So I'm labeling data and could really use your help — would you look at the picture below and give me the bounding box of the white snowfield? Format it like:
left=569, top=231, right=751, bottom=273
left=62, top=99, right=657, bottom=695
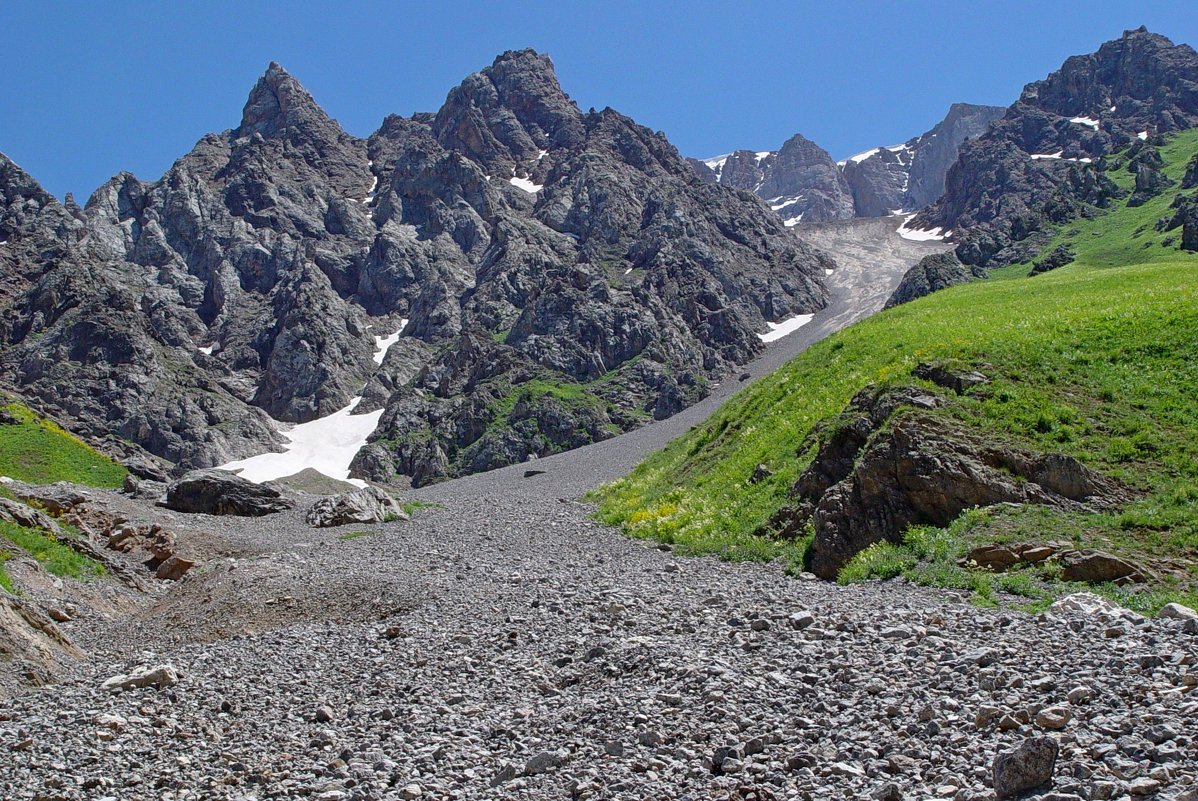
left=1030, top=152, right=1093, bottom=164
left=758, top=313, right=815, bottom=343
left=1069, top=116, right=1100, bottom=130
left=509, top=176, right=543, bottom=193
left=219, top=320, right=409, bottom=487
left=1138, top=131, right=1149, bottom=141
left=783, top=214, right=804, bottom=227
left=702, top=154, right=730, bottom=172
left=896, top=214, right=950, bottom=242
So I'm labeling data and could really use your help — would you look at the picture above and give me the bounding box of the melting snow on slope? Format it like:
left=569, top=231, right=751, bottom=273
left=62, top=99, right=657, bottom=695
left=896, top=214, right=949, bottom=241
left=198, top=344, right=215, bottom=356
left=1069, top=116, right=1100, bottom=130
left=771, top=198, right=800, bottom=212
left=847, top=147, right=881, bottom=164
left=754, top=151, right=771, bottom=163
left=219, top=319, right=409, bottom=487
left=758, top=313, right=815, bottom=343
left=372, top=320, right=407, bottom=365
left=537, top=149, right=549, bottom=160
left=219, top=398, right=383, bottom=488
left=1030, top=152, right=1093, bottom=164
left=510, top=176, right=543, bottom=193
left=1138, top=131, right=1149, bottom=141
left=783, top=214, right=804, bottom=227
left=703, top=154, right=731, bottom=172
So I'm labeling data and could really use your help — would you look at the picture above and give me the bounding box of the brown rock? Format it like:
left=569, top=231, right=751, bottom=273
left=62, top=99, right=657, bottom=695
left=154, top=556, right=196, bottom=581
left=1058, top=549, right=1148, bottom=584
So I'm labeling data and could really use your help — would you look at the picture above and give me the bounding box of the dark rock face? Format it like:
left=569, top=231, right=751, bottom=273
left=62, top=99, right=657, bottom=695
left=769, top=384, right=1133, bottom=579
left=917, top=27, right=1198, bottom=272
left=694, top=103, right=1003, bottom=222
left=1159, top=191, right=1198, bottom=250
left=1028, top=243, right=1076, bottom=276
left=884, top=252, right=987, bottom=308
left=164, top=469, right=294, bottom=516
left=0, top=49, right=831, bottom=486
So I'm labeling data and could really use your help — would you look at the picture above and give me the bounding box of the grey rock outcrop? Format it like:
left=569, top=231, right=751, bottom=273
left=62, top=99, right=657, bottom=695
left=766, top=384, right=1134, bottom=579
left=884, top=252, right=987, bottom=308
left=164, top=469, right=294, bottom=516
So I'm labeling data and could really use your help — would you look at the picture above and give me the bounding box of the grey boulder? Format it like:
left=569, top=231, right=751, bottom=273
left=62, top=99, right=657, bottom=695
left=164, top=469, right=293, bottom=517
left=993, top=736, right=1059, bottom=799
left=306, top=486, right=408, bottom=528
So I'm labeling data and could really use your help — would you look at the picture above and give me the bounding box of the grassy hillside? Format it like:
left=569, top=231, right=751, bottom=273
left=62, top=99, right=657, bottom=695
left=0, top=397, right=127, bottom=487
left=593, top=132, right=1198, bottom=611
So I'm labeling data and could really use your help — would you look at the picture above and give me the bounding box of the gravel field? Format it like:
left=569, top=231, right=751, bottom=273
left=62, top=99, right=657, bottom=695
left=4, top=222, right=1194, bottom=800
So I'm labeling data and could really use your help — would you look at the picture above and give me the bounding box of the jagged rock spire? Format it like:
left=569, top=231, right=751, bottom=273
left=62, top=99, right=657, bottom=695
left=237, top=61, right=334, bottom=139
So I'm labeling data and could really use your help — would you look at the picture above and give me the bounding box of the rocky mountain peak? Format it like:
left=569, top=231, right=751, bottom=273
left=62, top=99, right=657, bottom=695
left=1021, top=27, right=1198, bottom=125
left=432, top=48, right=585, bottom=174
left=236, top=61, right=335, bottom=139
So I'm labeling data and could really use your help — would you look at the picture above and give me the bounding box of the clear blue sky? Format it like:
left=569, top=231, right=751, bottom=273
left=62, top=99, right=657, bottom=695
left=3, top=0, right=1196, bottom=200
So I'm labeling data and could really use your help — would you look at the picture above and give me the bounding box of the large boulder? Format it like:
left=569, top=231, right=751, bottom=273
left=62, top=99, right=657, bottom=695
left=305, top=486, right=408, bottom=528
left=164, top=469, right=293, bottom=517
left=993, top=737, right=1058, bottom=799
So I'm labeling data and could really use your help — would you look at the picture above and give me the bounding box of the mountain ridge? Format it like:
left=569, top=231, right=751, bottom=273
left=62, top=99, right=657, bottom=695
left=689, top=102, right=1005, bottom=223
left=0, top=50, right=832, bottom=486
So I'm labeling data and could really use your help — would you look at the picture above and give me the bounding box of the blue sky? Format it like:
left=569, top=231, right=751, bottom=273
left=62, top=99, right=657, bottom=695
left=3, top=1, right=1197, bottom=200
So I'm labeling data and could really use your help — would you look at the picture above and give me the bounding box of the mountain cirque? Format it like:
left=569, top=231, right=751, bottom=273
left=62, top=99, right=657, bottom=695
left=690, top=103, right=1004, bottom=223
left=0, top=50, right=831, bottom=486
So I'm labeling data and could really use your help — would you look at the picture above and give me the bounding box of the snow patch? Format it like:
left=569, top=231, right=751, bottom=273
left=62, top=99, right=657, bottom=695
left=896, top=215, right=948, bottom=241
left=372, top=319, right=408, bottom=365
left=825, top=268, right=834, bottom=276
left=847, top=147, right=881, bottom=164
left=536, top=149, right=549, bottom=161
left=623, top=267, right=632, bottom=275
left=884, top=144, right=910, bottom=153
left=703, top=154, right=730, bottom=172
left=219, top=318, right=411, bottom=486
left=783, top=214, right=804, bottom=227
left=758, top=313, right=815, bottom=343
left=198, top=344, right=215, bottom=356
left=1137, top=131, right=1149, bottom=141
left=771, top=198, right=800, bottom=212
left=1030, top=152, right=1092, bottom=164
left=754, top=151, right=771, bottom=163
left=219, top=397, right=383, bottom=488
left=1069, top=116, right=1100, bottom=130
left=509, top=176, right=543, bottom=194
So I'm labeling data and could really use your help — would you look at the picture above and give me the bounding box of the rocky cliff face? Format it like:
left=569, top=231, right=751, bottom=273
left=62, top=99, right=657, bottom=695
left=913, top=27, right=1198, bottom=269
left=0, top=50, right=831, bottom=485
left=691, top=134, right=855, bottom=224
left=842, top=103, right=1006, bottom=216
left=691, top=103, right=1003, bottom=222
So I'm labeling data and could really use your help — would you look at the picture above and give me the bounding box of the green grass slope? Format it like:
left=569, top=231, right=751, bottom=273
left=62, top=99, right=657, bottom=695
left=0, top=397, right=127, bottom=488
left=593, top=132, right=1198, bottom=610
